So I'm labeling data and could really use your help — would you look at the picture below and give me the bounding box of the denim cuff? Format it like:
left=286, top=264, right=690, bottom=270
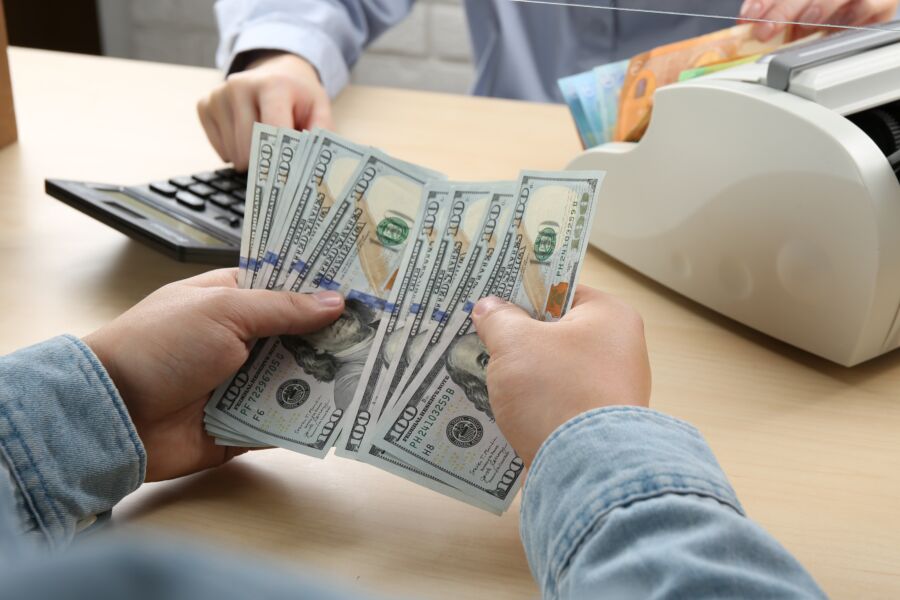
left=221, top=21, right=351, bottom=99
left=520, top=406, right=743, bottom=598
left=0, top=336, right=145, bottom=548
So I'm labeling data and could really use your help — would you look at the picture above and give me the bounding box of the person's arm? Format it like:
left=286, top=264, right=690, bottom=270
left=0, top=335, right=145, bottom=552
left=0, top=270, right=344, bottom=553
left=201, top=0, right=415, bottom=169
left=521, top=408, right=825, bottom=598
left=215, top=0, right=416, bottom=98
left=471, top=288, right=827, bottom=599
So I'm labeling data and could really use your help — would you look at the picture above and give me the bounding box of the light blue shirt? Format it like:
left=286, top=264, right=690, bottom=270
left=214, top=0, right=742, bottom=103
left=0, top=335, right=825, bottom=598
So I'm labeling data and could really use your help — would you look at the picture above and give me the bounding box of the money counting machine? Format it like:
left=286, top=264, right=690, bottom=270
left=569, top=25, right=900, bottom=366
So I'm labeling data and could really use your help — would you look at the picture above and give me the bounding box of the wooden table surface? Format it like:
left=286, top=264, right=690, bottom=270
left=2, top=48, right=898, bottom=599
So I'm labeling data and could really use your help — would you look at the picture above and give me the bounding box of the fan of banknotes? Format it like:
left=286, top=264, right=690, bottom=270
left=559, top=23, right=793, bottom=148
left=203, top=124, right=604, bottom=513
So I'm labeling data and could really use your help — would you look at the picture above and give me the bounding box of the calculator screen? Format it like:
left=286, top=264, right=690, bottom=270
left=101, top=191, right=231, bottom=248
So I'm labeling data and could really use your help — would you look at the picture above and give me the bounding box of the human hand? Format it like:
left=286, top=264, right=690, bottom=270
left=83, top=269, right=344, bottom=481
left=471, top=286, right=651, bottom=466
left=740, top=0, right=898, bottom=41
left=197, top=52, right=334, bottom=171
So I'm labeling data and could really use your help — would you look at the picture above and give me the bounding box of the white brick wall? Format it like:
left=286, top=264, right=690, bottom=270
left=99, top=0, right=475, bottom=94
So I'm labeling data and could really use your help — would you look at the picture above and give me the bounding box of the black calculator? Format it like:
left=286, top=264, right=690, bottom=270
left=45, top=168, right=247, bottom=265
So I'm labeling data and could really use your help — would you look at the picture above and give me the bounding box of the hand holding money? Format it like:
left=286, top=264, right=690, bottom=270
left=197, top=52, right=333, bottom=171
left=470, top=287, right=651, bottom=466
left=203, top=123, right=606, bottom=513
left=84, top=268, right=345, bottom=482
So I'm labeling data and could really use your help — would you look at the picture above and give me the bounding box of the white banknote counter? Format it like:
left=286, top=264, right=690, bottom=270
left=571, top=25, right=900, bottom=366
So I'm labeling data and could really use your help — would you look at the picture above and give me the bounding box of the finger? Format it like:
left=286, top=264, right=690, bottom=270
left=208, top=87, right=238, bottom=165
left=568, top=284, right=608, bottom=308
left=561, top=286, right=642, bottom=330
left=798, top=0, right=847, bottom=25
left=258, top=84, right=297, bottom=130
left=560, top=285, right=615, bottom=322
left=471, top=296, right=535, bottom=353
left=227, top=289, right=345, bottom=339
left=307, top=90, right=335, bottom=131
left=756, top=0, right=812, bottom=40
left=197, top=96, right=229, bottom=162
left=227, top=81, right=259, bottom=172
left=739, top=0, right=773, bottom=25
left=838, top=0, right=888, bottom=25
left=789, top=0, right=855, bottom=38
left=867, top=0, right=900, bottom=24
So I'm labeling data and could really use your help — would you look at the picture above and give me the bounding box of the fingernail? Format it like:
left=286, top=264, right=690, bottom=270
left=472, top=296, right=505, bottom=320
left=312, top=290, right=343, bottom=308
left=798, top=5, right=822, bottom=26
left=743, top=1, right=763, bottom=19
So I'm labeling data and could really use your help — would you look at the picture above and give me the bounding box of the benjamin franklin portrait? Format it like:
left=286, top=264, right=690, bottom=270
left=445, top=332, right=493, bottom=419
left=280, top=298, right=380, bottom=412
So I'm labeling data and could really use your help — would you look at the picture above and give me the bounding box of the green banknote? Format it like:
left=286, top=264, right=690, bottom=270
left=386, top=182, right=516, bottom=403
left=258, top=131, right=367, bottom=291
left=204, top=153, right=442, bottom=457
left=335, top=183, right=453, bottom=458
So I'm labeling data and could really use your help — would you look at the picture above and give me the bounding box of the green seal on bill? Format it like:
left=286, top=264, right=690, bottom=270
left=533, top=226, right=557, bottom=262
left=376, top=217, right=410, bottom=247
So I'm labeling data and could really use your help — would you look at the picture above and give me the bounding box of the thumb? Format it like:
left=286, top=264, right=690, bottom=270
left=306, top=91, right=334, bottom=130
left=471, top=296, right=534, bottom=353
left=226, top=289, right=345, bottom=340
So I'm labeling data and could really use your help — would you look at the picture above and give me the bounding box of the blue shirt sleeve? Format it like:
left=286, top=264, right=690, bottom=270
left=520, top=406, right=827, bottom=599
left=214, top=0, right=416, bottom=98
left=0, top=335, right=145, bottom=552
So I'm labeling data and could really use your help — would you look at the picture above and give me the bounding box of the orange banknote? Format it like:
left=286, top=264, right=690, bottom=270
left=615, top=24, right=788, bottom=142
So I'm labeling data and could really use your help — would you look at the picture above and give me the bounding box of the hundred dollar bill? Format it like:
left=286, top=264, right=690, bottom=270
left=282, top=153, right=443, bottom=293
left=352, top=186, right=516, bottom=503
left=248, top=129, right=310, bottom=288
left=369, top=171, right=603, bottom=512
left=258, top=131, right=367, bottom=291
left=387, top=182, right=516, bottom=402
left=238, top=123, right=277, bottom=288
left=204, top=153, right=443, bottom=457
left=335, top=184, right=453, bottom=458
left=325, top=182, right=513, bottom=512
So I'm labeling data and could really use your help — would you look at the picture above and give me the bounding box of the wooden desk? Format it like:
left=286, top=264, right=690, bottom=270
left=2, top=48, right=898, bottom=599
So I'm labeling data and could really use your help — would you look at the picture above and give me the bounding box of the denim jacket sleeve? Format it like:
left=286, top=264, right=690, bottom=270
left=214, top=0, right=416, bottom=98
left=0, top=335, right=145, bottom=553
left=520, top=406, right=827, bottom=599
left=0, top=337, right=380, bottom=600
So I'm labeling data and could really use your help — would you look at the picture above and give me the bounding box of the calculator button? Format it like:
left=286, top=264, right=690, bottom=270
left=169, top=176, right=194, bottom=188
left=192, top=171, right=218, bottom=184
left=209, top=192, right=236, bottom=208
left=215, top=167, right=237, bottom=178
left=228, top=202, right=246, bottom=216
left=149, top=181, right=178, bottom=197
left=188, top=183, right=216, bottom=197
left=230, top=188, right=246, bottom=202
left=211, top=179, right=241, bottom=193
left=175, top=190, right=206, bottom=211
left=215, top=215, right=241, bottom=228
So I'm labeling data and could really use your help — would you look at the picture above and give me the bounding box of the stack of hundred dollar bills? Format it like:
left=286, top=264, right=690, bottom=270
left=204, top=123, right=604, bottom=514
